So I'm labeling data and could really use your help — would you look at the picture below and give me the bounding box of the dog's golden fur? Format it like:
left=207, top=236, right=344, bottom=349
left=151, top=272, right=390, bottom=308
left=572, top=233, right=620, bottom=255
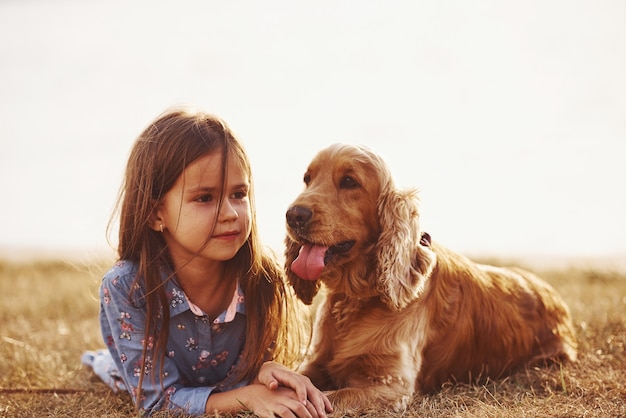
left=285, top=143, right=577, bottom=411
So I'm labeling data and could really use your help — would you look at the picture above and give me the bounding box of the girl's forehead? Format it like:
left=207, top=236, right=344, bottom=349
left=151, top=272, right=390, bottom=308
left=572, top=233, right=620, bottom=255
left=181, top=151, right=249, bottom=186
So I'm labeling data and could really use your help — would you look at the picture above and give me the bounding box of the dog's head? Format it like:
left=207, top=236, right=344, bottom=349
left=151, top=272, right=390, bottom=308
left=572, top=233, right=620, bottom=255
left=285, top=143, right=436, bottom=310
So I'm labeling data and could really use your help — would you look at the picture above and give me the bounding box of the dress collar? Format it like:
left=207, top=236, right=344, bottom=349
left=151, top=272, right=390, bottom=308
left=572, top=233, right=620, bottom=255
left=166, top=279, right=246, bottom=322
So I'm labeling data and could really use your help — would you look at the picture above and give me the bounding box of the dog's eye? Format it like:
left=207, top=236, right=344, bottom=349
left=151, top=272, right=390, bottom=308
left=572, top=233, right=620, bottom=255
left=303, top=173, right=311, bottom=185
left=340, top=176, right=359, bottom=189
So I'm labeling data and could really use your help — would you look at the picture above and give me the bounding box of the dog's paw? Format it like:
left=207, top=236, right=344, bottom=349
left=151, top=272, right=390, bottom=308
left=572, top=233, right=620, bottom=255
left=326, top=387, right=411, bottom=416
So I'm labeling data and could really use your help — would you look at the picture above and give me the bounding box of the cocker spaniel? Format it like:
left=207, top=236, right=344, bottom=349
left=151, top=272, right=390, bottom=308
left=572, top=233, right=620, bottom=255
left=285, top=143, right=577, bottom=412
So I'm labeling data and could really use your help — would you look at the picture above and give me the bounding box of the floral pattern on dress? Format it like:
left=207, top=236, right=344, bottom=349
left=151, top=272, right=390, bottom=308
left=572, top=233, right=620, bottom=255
left=185, top=337, right=198, bottom=351
left=194, top=315, right=210, bottom=324
left=102, top=287, right=111, bottom=305
left=133, top=356, right=153, bottom=378
left=118, top=312, right=133, bottom=340
left=169, top=288, right=185, bottom=309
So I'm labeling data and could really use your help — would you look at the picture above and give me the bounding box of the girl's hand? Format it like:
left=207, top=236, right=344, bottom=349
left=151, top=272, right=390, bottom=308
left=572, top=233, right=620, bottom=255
left=244, top=384, right=327, bottom=418
left=256, top=361, right=333, bottom=417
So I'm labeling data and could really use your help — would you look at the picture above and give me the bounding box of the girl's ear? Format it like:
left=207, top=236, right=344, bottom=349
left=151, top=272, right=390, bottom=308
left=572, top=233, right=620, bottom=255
left=284, top=235, right=320, bottom=305
left=148, top=201, right=165, bottom=232
left=374, top=189, right=436, bottom=310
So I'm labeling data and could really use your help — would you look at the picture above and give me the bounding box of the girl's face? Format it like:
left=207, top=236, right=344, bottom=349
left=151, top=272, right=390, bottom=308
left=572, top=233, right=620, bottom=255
left=155, top=151, right=252, bottom=266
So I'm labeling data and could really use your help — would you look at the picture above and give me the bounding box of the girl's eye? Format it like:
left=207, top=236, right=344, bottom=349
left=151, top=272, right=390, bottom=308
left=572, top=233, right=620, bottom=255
left=231, top=190, right=247, bottom=200
left=195, top=194, right=213, bottom=203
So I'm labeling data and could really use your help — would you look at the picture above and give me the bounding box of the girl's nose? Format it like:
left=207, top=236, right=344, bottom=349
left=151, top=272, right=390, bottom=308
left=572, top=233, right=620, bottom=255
left=218, top=199, right=238, bottom=221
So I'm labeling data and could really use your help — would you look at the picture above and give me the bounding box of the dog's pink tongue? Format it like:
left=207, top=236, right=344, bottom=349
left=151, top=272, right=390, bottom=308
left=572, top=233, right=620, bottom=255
left=291, top=244, right=328, bottom=280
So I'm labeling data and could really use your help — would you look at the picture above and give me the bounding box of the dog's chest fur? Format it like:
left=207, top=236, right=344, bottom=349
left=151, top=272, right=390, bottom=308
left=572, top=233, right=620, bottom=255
left=320, top=292, right=428, bottom=358
left=328, top=294, right=363, bottom=327
left=326, top=293, right=387, bottom=330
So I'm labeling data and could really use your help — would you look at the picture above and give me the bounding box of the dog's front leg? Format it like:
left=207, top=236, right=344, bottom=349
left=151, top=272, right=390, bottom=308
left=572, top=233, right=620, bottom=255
left=298, top=359, right=335, bottom=391
left=326, top=378, right=415, bottom=414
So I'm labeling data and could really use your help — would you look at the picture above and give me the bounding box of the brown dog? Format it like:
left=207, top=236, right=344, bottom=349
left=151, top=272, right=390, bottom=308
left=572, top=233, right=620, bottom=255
left=285, top=143, right=577, bottom=411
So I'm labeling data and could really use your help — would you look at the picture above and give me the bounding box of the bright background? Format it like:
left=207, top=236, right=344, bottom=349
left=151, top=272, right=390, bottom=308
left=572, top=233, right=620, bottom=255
left=1, top=1, right=625, bottom=262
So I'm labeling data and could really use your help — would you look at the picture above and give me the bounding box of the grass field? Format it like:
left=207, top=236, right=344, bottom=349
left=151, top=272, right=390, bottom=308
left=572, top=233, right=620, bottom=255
left=0, top=255, right=624, bottom=417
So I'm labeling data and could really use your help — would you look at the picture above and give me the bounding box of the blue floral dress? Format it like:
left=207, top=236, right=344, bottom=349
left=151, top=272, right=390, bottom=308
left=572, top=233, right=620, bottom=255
left=89, top=260, right=248, bottom=415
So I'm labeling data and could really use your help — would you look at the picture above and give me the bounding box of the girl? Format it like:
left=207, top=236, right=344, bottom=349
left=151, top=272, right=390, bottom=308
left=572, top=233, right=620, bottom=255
left=90, top=107, right=332, bottom=417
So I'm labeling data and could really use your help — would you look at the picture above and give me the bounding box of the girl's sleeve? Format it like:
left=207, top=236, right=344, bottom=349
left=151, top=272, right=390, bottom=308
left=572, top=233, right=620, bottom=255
left=99, top=267, right=214, bottom=415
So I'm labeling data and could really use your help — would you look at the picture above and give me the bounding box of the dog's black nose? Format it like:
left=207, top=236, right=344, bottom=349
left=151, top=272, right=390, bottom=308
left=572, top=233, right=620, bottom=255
left=286, top=206, right=313, bottom=229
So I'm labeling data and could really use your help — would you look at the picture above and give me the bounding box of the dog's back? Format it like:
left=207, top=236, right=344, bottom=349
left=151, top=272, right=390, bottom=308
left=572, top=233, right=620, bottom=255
left=416, top=242, right=577, bottom=392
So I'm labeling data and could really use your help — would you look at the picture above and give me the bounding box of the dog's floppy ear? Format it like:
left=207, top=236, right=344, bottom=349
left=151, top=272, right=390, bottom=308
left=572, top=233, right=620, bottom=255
left=374, top=189, right=436, bottom=310
left=284, top=235, right=321, bottom=305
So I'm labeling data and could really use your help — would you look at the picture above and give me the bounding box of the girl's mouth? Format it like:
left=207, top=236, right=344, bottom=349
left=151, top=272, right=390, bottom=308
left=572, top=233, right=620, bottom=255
left=213, top=231, right=240, bottom=239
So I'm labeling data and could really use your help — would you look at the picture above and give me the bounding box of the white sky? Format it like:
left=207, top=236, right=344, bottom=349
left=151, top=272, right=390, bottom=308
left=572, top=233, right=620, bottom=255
left=1, top=0, right=625, bottom=259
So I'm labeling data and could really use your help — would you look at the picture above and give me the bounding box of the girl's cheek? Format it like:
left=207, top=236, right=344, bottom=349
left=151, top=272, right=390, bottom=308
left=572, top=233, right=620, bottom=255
left=234, top=201, right=250, bottom=217
left=241, top=207, right=252, bottom=231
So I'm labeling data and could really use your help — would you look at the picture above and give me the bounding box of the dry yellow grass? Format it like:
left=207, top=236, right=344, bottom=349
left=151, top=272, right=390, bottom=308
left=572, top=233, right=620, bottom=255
left=0, top=256, right=624, bottom=417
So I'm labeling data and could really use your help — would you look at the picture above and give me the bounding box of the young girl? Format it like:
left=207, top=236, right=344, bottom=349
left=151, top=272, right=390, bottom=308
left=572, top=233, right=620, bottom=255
left=87, top=107, right=332, bottom=417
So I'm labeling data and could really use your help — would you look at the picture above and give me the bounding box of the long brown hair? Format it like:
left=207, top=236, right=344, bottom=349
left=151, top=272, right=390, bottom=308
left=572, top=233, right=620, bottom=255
left=108, top=106, right=305, bottom=410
